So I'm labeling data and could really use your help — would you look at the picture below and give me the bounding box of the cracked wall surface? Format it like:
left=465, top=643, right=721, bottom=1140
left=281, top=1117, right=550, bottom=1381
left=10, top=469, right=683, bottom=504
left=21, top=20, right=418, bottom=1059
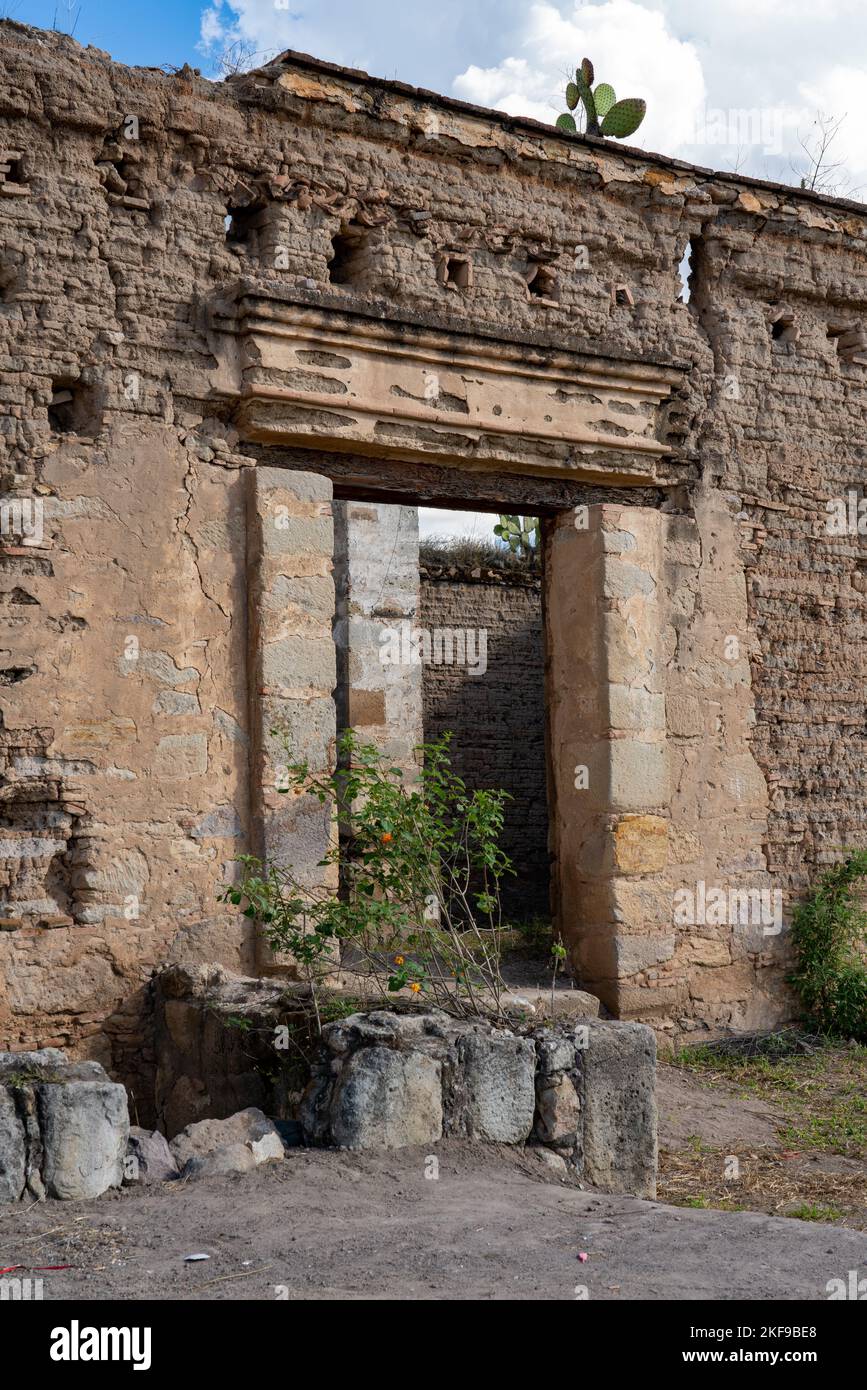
left=1, top=23, right=866, bottom=1067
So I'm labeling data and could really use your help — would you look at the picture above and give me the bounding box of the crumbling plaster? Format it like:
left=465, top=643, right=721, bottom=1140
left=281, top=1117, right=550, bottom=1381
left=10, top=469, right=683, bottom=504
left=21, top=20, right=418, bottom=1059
left=0, top=24, right=865, bottom=1076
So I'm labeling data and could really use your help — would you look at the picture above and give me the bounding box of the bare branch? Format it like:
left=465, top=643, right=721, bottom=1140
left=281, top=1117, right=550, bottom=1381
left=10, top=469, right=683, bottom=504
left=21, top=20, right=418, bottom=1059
left=790, top=111, right=851, bottom=195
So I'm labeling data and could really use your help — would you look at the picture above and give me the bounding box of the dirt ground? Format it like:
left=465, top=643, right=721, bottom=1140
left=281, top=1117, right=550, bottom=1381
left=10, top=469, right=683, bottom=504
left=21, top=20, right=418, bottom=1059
left=2, top=1139, right=866, bottom=1302
left=657, top=1042, right=867, bottom=1229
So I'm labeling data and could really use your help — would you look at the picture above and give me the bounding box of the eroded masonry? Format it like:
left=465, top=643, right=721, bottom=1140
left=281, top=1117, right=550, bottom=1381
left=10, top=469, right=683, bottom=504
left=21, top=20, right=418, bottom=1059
left=1, top=22, right=865, bottom=1093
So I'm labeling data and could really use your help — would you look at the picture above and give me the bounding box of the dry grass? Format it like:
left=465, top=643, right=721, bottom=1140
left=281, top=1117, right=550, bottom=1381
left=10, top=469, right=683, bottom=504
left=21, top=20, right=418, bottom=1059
left=658, top=1035, right=867, bottom=1228
left=659, top=1149, right=867, bottom=1227
left=419, top=534, right=539, bottom=573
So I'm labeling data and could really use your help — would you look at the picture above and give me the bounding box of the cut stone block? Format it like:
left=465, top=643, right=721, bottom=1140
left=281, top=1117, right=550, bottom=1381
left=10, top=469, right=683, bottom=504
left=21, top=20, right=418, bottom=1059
left=37, top=1079, right=129, bottom=1201
left=0, top=1087, right=26, bottom=1202
left=330, top=1048, right=443, bottom=1150
left=1, top=1050, right=129, bottom=1203
left=448, top=1032, right=536, bottom=1143
left=581, top=1020, right=657, bottom=1198
left=535, top=1072, right=581, bottom=1146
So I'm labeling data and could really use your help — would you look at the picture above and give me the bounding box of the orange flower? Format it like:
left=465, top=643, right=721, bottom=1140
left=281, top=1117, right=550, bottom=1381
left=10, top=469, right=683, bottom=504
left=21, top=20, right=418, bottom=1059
left=409, top=982, right=421, bottom=994
left=380, top=832, right=393, bottom=843
left=394, top=955, right=405, bottom=966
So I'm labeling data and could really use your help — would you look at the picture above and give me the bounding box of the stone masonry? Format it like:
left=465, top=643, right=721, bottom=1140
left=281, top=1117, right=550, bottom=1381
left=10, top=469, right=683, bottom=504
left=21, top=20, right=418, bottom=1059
left=1, top=23, right=866, bottom=1090
left=419, top=555, right=548, bottom=920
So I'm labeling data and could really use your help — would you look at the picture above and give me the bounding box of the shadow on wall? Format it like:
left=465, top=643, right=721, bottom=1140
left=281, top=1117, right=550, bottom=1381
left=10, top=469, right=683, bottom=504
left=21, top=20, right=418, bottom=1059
left=419, top=560, right=549, bottom=921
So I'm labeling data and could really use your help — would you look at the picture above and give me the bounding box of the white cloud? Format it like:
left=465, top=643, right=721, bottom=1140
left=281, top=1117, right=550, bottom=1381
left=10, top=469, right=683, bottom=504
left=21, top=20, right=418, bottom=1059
left=452, top=1, right=867, bottom=189
left=199, top=7, right=228, bottom=50
left=454, top=1, right=706, bottom=155
left=798, top=66, right=867, bottom=197
left=418, top=509, right=499, bottom=542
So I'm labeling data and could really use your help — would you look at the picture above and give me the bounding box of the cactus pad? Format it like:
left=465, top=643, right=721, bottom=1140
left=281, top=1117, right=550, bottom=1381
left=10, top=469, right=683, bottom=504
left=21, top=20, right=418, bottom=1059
left=600, top=97, right=646, bottom=139
left=593, top=83, right=616, bottom=118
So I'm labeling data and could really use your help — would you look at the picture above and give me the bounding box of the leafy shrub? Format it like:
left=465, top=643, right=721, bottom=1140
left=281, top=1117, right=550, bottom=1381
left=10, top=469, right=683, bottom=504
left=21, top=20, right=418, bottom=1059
left=788, top=851, right=867, bottom=1041
left=222, top=731, right=513, bottom=1027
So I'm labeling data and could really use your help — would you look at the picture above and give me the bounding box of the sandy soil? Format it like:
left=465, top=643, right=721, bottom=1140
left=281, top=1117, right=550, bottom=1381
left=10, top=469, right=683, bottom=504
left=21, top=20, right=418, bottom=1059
left=1, top=1141, right=863, bottom=1302
left=657, top=1066, right=784, bottom=1151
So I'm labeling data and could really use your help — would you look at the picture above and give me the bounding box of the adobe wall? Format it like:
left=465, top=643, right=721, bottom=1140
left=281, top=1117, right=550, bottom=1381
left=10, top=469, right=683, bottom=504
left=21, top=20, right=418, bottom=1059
left=419, top=558, right=549, bottom=922
left=0, top=21, right=865, bottom=1076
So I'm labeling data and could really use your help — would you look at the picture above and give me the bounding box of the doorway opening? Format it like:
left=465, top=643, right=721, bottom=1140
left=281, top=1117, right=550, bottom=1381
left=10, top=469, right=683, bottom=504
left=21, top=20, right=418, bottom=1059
left=330, top=497, right=555, bottom=982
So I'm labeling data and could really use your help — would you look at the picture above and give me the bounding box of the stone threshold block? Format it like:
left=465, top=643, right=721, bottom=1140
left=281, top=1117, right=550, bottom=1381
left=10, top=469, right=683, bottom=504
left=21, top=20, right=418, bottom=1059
left=0, top=1049, right=129, bottom=1202
left=151, top=966, right=657, bottom=1198
left=301, top=1010, right=657, bottom=1198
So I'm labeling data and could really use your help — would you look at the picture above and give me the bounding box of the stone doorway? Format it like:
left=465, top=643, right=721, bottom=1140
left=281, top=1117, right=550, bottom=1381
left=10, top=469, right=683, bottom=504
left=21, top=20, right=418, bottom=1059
left=332, top=498, right=551, bottom=930
left=245, top=460, right=675, bottom=1016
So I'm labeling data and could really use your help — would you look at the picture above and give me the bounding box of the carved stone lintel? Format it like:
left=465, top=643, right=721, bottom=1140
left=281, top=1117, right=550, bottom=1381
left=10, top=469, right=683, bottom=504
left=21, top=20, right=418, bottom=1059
left=212, top=289, right=688, bottom=486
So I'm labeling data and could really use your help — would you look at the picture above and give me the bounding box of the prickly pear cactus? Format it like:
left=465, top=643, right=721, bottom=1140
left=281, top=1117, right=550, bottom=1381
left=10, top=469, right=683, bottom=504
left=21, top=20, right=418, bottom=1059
left=557, top=57, right=646, bottom=141
left=601, top=97, right=647, bottom=139
left=593, top=83, right=616, bottom=118
left=574, top=65, right=598, bottom=134
left=494, top=515, right=540, bottom=557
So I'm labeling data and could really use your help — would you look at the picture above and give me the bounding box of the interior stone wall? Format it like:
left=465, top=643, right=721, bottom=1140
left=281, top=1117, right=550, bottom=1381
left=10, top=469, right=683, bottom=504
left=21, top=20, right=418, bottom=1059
left=419, top=560, right=549, bottom=922
left=0, top=22, right=865, bottom=1067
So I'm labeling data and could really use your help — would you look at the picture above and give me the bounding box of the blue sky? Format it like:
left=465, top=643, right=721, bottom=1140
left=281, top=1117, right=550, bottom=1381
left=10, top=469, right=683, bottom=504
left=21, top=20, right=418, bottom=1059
left=5, top=1, right=204, bottom=71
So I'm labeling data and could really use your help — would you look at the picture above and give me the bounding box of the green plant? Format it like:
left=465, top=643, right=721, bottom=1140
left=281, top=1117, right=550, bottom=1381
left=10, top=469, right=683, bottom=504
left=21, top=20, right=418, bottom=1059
left=222, top=731, right=513, bottom=1027
left=785, top=1202, right=843, bottom=1223
left=788, top=850, right=867, bottom=1042
left=556, top=57, right=646, bottom=141
left=493, top=514, right=539, bottom=556
left=502, top=915, right=552, bottom=954
left=550, top=940, right=567, bottom=1016
left=223, top=1013, right=253, bottom=1032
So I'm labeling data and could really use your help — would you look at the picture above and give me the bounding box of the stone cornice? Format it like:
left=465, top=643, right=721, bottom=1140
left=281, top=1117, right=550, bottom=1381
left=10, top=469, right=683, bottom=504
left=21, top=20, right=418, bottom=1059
left=214, top=290, right=688, bottom=486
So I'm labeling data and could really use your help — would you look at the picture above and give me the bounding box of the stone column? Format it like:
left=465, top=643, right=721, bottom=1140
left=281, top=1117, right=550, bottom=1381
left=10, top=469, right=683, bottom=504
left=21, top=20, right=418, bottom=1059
left=246, top=467, right=338, bottom=973
left=332, top=500, right=422, bottom=781
left=545, top=504, right=670, bottom=1015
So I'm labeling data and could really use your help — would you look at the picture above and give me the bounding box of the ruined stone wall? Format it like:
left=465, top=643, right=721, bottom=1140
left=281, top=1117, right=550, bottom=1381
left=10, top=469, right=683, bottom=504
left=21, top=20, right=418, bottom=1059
left=0, top=22, right=865, bottom=1065
left=419, top=562, right=548, bottom=921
